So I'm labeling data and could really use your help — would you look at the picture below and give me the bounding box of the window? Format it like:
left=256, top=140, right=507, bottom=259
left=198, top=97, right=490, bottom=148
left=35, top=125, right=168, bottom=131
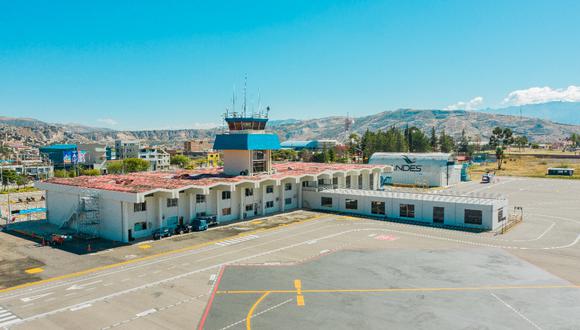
left=433, top=207, right=444, bottom=223
left=464, top=209, right=483, bottom=225
left=266, top=201, right=274, bottom=208
left=245, top=204, right=253, bottom=211
left=400, top=204, right=415, bottom=218
left=358, top=174, right=363, bottom=189
left=321, top=197, right=333, bottom=207
left=134, top=202, right=146, bottom=212
left=332, top=177, right=338, bottom=186
left=134, top=221, right=147, bottom=231
left=345, top=199, right=358, bottom=210
left=266, top=185, right=274, bottom=194
left=285, top=183, right=292, bottom=191
left=371, top=201, right=385, bottom=215
left=245, top=188, right=253, bottom=197
left=318, top=178, right=325, bottom=185
left=498, top=208, right=506, bottom=222
left=369, top=174, right=374, bottom=190
left=167, top=198, right=178, bottom=208
left=222, top=208, right=231, bottom=216
left=285, top=198, right=292, bottom=205
left=196, top=212, right=206, bottom=217
left=196, top=194, right=206, bottom=203
left=222, top=191, right=231, bottom=200
left=346, top=176, right=351, bottom=188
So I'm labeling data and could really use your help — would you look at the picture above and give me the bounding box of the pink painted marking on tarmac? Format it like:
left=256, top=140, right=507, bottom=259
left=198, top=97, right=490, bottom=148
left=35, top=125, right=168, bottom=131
left=197, top=266, right=226, bottom=330
left=374, top=234, right=399, bottom=241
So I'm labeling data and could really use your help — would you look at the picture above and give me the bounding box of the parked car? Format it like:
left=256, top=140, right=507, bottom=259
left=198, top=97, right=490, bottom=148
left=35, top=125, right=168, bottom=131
left=191, top=219, right=208, bottom=232
left=174, top=223, right=193, bottom=235
left=197, top=215, right=218, bottom=227
left=153, top=227, right=173, bottom=240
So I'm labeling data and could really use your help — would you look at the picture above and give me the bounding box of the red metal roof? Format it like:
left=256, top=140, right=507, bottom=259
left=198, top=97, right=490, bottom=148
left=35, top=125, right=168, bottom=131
left=43, top=162, right=385, bottom=194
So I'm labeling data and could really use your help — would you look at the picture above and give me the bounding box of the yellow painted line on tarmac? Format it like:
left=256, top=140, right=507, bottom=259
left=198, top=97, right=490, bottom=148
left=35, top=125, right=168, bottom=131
left=24, top=268, right=44, bottom=274
left=251, top=220, right=264, bottom=225
left=218, top=284, right=579, bottom=295
left=294, top=279, right=304, bottom=306
left=0, top=214, right=328, bottom=294
left=246, top=291, right=270, bottom=330
left=138, top=244, right=152, bottom=249
left=296, top=295, right=305, bottom=306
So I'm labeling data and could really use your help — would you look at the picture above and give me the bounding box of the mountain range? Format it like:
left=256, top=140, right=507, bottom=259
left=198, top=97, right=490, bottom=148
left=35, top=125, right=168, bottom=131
left=1, top=102, right=580, bottom=146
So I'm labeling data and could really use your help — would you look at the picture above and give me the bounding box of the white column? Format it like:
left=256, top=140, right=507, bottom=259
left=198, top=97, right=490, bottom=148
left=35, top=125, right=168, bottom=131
left=261, top=184, right=266, bottom=215
left=216, top=190, right=221, bottom=222
left=188, top=193, right=194, bottom=220
left=240, top=188, right=245, bottom=219
left=298, top=180, right=303, bottom=208
left=157, top=195, right=163, bottom=228
left=362, top=173, right=369, bottom=190
left=352, top=174, right=358, bottom=190
left=121, top=201, right=129, bottom=242
left=280, top=183, right=285, bottom=212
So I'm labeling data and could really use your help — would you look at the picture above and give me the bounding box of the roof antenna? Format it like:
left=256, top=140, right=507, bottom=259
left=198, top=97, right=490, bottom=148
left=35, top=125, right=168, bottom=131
left=257, top=89, right=262, bottom=117
left=243, top=75, right=247, bottom=117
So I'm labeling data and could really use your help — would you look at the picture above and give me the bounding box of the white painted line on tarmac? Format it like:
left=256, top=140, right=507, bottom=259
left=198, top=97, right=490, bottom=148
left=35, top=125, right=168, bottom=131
left=20, top=292, right=54, bottom=302
left=21, top=303, right=34, bottom=308
left=306, top=240, right=317, bottom=244
left=320, top=249, right=330, bottom=254
left=135, top=308, right=156, bottom=317
left=220, top=298, right=293, bottom=330
left=103, top=283, right=114, bottom=287
left=491, top=293, right=543, bottom=330
left=368, top=234, right=377, bottom=237
left=69, top=304, right=92, bottom=312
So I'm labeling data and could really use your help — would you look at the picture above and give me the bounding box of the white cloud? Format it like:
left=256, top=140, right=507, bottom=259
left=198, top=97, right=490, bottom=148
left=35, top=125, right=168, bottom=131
left=444, top=96, right=484, bottom=110
left=97, top=118, right=118, bottom=126
left=502, top=85, right=580, bottom=106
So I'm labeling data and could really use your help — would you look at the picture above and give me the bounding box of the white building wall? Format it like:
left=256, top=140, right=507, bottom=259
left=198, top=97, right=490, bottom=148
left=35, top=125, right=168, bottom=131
left=302, top=190, right=502, bottom=231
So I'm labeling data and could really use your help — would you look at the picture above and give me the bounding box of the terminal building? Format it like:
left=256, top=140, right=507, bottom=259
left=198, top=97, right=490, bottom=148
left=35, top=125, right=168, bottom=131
left=368, top=152, right=462, bottom=187
left=35, top=111, right=509, bottom=243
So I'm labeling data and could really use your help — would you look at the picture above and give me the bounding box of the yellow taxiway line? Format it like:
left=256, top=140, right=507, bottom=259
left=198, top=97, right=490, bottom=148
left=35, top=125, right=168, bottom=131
left=246, top=291, right=271, bottom=330
left=218, top=284, right=579, bottom=295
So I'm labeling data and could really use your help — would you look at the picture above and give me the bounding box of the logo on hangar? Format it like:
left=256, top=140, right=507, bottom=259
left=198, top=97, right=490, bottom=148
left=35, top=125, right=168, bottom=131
left=396, top=155, right=422, bottom=172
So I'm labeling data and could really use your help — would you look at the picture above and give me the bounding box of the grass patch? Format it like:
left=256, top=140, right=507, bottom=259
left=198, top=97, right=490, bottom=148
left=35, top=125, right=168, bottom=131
left=0, top=187, right=40, bottom=194
left=469, top=155, right=580, bottom=180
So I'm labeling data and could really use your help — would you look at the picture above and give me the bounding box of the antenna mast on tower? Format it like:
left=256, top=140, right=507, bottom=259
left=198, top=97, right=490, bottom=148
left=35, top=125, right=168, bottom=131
left=243, top=75, right=247, bottom=117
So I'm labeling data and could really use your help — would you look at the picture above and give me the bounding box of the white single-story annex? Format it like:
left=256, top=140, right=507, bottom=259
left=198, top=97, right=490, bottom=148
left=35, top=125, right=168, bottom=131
left=303, top=188, right=508, bottom=231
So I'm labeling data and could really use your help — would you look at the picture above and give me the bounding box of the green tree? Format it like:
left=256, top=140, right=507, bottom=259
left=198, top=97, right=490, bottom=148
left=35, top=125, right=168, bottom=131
left=53, top=169, right=69, bottom=178
left=1, top=169, right=19, bottom=188
left=106, top=161, right=124, bottom=174
left=438, top=129, right=455, bottom=153
left=80, top=168, right=101, bottom=176
left=489, top=127, right=515, bottom=170
left=430, top=127, right=438, bottom=151
left=123, top=158, right=150, bottom=172
left=514, top=136, right=529, bottom=151
left=170, top=155, right=191, bottom=168
left=328, top=147, right=336, bottom=162
left=272, top=149, right=298, bottom=161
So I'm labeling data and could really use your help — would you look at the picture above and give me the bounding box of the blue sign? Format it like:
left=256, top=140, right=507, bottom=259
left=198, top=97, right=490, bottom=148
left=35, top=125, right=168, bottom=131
left=19, top=208, right=46, bottom=215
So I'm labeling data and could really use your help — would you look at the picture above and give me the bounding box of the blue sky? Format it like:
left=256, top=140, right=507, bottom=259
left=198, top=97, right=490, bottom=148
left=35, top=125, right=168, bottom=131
left=1, top=1, right=579, bottom=130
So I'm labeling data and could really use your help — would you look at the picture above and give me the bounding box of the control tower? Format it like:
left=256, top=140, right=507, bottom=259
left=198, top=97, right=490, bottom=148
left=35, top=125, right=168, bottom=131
left=213, top=108, right=280, bottom=176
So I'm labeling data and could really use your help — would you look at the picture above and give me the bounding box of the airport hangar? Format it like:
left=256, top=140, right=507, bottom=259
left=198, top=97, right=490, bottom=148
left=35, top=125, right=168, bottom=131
left=35, top=115, right=508, bottom=243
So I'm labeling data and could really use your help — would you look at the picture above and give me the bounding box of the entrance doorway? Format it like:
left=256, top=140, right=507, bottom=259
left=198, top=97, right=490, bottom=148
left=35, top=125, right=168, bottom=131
left=433, top=207, right=444, bottom=224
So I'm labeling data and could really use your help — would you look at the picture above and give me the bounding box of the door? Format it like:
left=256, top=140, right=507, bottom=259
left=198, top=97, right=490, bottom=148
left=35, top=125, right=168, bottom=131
left=128, top=229, right=134, bottom=241
left=254, top=203, right=258, bottom=216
